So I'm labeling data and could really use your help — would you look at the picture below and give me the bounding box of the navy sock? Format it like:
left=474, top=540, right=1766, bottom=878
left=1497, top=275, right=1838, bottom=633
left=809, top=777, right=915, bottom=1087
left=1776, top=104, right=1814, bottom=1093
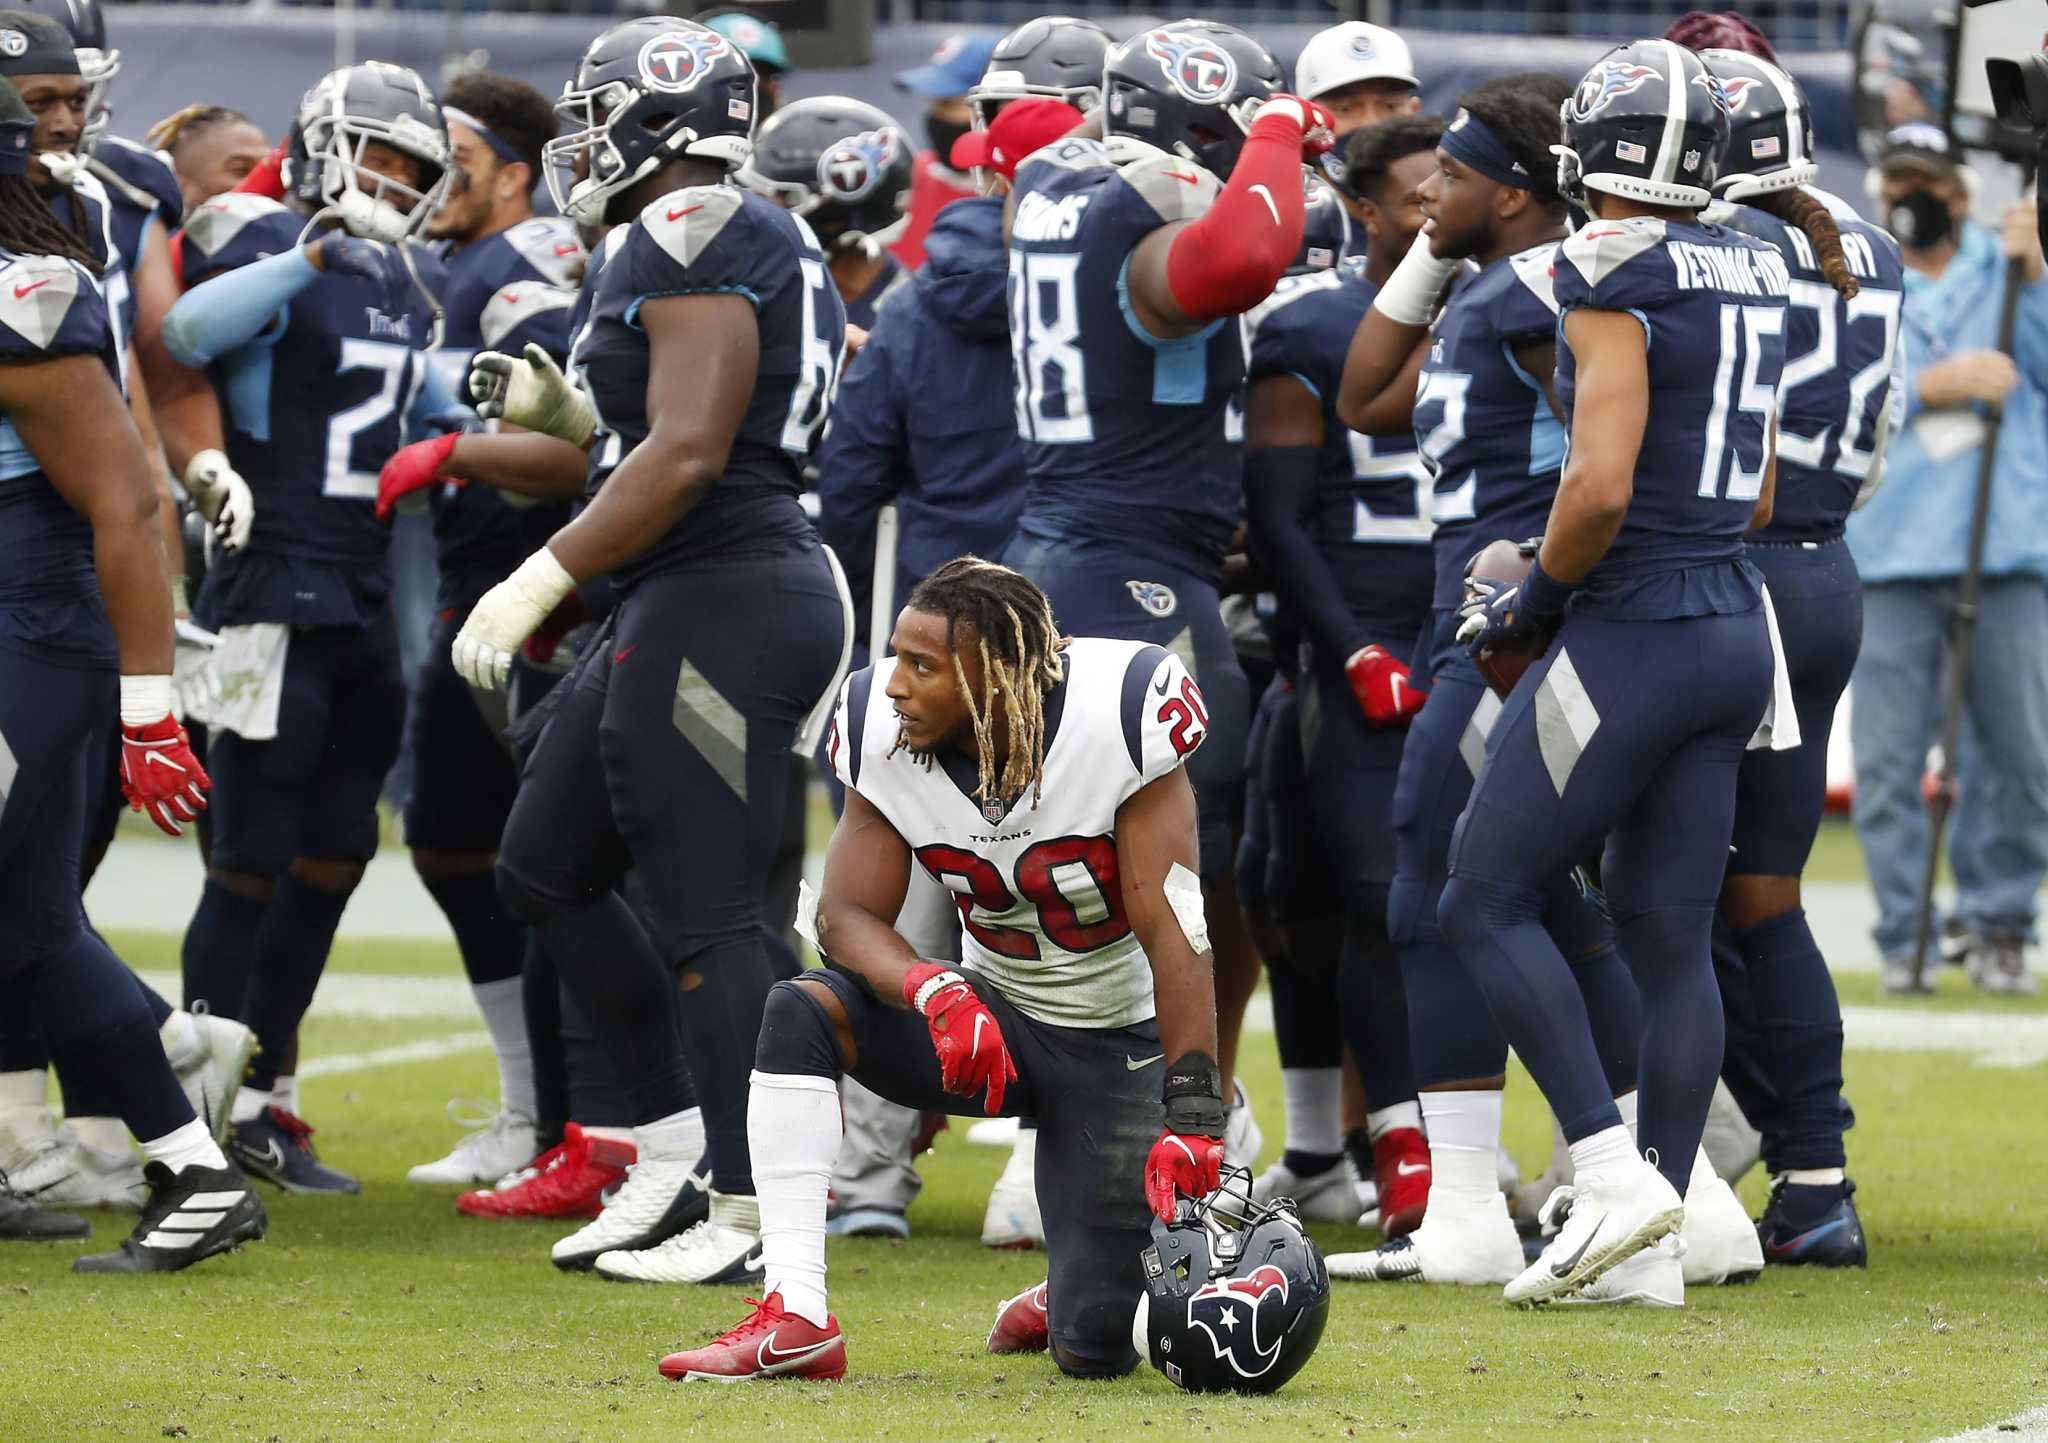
left=1281, top=1148, right=1342, bottom=1178
left=1711, top=917, right=1784, bottom=1149
left=560, top=984, right=636, bottom=1129
left=182, top=878, right=269, bottom=1017
left=522, top=934, right=570, bottom=1145
left=1401, top=938, right=1507, bottom=1088
left=675, top=938, right=778, bottom=1196
left=1266, top=937, right=1343, bottom=1071
left=424, top=868, right=526, bottom=988
left=1615, top=904, right=1723, bottom=1195
left=242, top=875, right=352, bottom=1091
left=1440, top=874, right=1622, bottom=1143
left=1563, top=937, right=1642, bottom=1097
left=1737, top=908, right=1846, bottom=1172
left=27, top=931, right=193, bottom=1141
left=1337, top=884, right=1415, bottom=1111
left=58, top=964, right=183, bottom=1117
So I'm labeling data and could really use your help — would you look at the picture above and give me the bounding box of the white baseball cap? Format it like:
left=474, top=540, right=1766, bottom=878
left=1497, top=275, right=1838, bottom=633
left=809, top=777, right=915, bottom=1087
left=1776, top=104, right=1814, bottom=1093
left=1294, top=22, right=1418, bottom=101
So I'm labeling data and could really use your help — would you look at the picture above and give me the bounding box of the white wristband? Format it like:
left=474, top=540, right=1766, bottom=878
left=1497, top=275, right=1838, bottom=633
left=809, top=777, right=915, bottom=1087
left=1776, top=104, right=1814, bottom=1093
left=120, top=673, right=174, bottom=726
left=1372, top=233, right=1460, bottom=327
left=912, top=970, right=965, bottom=1016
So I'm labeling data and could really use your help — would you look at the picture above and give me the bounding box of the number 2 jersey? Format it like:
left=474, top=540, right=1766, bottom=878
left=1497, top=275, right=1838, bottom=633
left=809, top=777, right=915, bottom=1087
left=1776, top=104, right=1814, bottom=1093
left=1553, top=216, right=1788, bottom=619
left=1006, top=138, right=1248, bottom=580
left=571, top=186, right=844, bottom=592
left=829, top=637, right=1207, bottom=1030
left=179, top=194, right=438, bottom=628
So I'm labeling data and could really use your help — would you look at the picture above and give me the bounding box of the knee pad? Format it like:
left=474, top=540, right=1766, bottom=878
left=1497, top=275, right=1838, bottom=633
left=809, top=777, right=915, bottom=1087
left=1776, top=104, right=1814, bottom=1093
left=754, top=979, right=843, bottom=1079
left=1438, top=874, right=1543, bottom=948
left=1386, top=874, right=1441, bottom=949
left=494, top=854, right=574, bottom=926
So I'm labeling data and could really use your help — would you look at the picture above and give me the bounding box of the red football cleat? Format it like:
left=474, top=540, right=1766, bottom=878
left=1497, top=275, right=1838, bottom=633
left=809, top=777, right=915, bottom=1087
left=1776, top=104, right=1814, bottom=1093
left=455, top=1122, right=634, bottom=1220
left=1373, top=1127, right=1432, bottom=1238
left=658, top=1293, right=846, bottom=1382
left=986, top=1280, right=1050, bottom=1354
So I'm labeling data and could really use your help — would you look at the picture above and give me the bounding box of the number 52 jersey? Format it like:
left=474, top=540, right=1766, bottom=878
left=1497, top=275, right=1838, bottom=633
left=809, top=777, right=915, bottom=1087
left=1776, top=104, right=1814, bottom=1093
left=828, top=637, right=1208, bottom=1030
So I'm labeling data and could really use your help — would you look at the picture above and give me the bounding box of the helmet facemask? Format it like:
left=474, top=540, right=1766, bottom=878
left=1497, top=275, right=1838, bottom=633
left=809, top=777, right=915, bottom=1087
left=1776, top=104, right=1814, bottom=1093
left=299, top=108, right=451, bottom=243
left=76, top=44, right=117, bottom=146
left=545, top=76, right=755, bottom=228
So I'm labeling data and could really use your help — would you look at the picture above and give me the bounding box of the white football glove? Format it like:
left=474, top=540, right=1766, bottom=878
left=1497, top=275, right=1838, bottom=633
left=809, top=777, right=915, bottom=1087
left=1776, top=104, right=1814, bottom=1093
left=451, top=547, right=576, bottom=691
left=183, top=449, right=254, bottom=554
left=467, top=342, right=598, bottom=449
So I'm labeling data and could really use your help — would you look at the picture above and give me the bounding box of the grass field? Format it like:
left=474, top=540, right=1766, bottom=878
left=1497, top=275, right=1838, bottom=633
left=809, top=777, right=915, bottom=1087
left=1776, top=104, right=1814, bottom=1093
left=8, top=822, right=2048, bottom=1443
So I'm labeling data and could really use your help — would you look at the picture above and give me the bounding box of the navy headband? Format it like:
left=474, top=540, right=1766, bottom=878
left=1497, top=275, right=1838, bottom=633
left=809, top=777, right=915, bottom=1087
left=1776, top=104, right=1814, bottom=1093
left=1441, top=107, right=1530, bottom=190
left=444, top=107, right=522, bottom=167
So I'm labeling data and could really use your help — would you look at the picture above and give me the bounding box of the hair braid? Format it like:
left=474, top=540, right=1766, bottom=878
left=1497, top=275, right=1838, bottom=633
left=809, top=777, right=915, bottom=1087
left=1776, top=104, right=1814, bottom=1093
left=1751, top=187, right=1860, bottom=299
left=145, top=104, right=254, bottom=158
left=0, top=174, right=101, bottom=276
left=898, top=557, right=1069, bottom=807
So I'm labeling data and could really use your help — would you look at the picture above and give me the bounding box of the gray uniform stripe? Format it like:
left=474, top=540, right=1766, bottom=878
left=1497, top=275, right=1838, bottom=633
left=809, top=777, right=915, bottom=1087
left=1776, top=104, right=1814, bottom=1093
left=672, top=662, right=749, bottom=802
left=1655, top=40, right=1690, bottom=185
left=0, top=729, right=16, bottom=812
left=1533, top=648, right=1602, bottom=797
left=1458, top=688, right=1504, bottom=778
left=1168, top=626, right=1198, bottom=680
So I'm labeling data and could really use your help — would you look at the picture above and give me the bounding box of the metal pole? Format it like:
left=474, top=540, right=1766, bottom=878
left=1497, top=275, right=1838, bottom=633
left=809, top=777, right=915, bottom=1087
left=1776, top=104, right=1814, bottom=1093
left=336, top=0, right=357, bottom=72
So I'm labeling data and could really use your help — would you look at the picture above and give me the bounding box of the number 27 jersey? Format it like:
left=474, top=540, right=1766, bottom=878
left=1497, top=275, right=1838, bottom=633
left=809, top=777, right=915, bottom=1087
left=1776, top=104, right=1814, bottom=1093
left=829, top=637, right=1207, bottom=1030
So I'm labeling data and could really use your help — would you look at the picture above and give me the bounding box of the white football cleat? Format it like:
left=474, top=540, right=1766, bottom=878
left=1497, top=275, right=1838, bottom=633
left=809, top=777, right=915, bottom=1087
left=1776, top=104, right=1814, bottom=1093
left=163, top=1009, right=256, bottom=1146
left=408, top=1103, right=538, bottom=1186
left=1253, top=1157, right=1365, bottom=1223
left=550, top=1155, right=708, bottom=1271
left=1223, top=1081, right=1263, bottom=1171
left=980, top=1130, right=1042, bottom=1249
left=1558, top=1235, right=1685, bottom=1308
left=595, top=1191, right=763, bottom=1285
left=8, top=1132, right=147, bottom=1211
left=1327, top=1192, right=1525, bottom=1285
left=965, top=1117, right=1020, bottom=1149
left=1701, top=1081, right=1762, bottom=1186
left=1504, top=1162, right=1684, bottom=1307
left=1680, top=1169, right=1765, bottom=1286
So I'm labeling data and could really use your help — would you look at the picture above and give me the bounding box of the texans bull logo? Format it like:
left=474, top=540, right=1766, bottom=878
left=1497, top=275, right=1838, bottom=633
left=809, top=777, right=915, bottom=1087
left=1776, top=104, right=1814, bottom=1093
left=1181, top=1265, right=1293, bottom=1380
left=638, top=28, right=731, bottom=94
left=817, top=128, right=903, bottom=204
left=1567, top=61, right=1660, bottom=123
left=1144, top=28, right=1239, bottom=105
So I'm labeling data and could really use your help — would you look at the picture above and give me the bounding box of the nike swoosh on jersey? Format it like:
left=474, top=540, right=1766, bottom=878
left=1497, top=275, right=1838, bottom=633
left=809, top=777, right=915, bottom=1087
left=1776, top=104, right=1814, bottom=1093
left=13, top=279, right=51, bottom=298
left=1249, top=184, right=1280, bottom=225
left=666, top=205, right=704, bottom=222
left=614, top=645, right=638, bottom=664
left=1153, top=673, right=1170, bottom=696
left=1125, top=1054, right=1164, bottom=1071
left=1163, top=170, right=1198, bottom=185
left=1548, top=1219, right=1603, bottom=1277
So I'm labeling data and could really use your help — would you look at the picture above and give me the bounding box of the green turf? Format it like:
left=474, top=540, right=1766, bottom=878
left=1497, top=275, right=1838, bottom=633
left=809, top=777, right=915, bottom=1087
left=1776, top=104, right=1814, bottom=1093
left=7, top=930, right=2046, bottom=1443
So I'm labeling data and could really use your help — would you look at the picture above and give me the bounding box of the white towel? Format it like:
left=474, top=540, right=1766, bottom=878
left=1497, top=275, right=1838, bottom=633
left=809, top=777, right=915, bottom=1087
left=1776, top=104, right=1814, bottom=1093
left=181, top=622, right=290, bottom=742
left=1747, top=583, right=1801, bottom=753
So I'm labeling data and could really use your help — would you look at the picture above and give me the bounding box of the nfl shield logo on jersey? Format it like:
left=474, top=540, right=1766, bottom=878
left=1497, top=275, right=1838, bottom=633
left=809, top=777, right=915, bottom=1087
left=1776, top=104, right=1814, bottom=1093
left=1144, top=29, right=1239, bottom=104
left=1126, top=580, right=1178, bottom=619
left=980, top=795, right=1007, bottom=824
left=638, top=28, right=731, bottom=94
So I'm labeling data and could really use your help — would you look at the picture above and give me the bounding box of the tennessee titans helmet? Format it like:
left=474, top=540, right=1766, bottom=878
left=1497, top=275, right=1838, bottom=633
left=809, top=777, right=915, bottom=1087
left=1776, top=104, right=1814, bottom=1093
left=1103, top=19, right=1283, bottom=180
left=1555, top=39, right=1730, bottom=210
left=543, top=16, right=757, bottom=228
left=1133, top=1169, right=1329, bottom=1394
left=286, top=62, right=452, bottom=244
left=10, top=0, right=114, bottom=141
left=1698, top=49, right=1818, bottom=199
left=968, top=16, right=1113, bottom=129
left=1292, top=174, right=1351, bottom=274
left=739, top=96, right=912, bottom=254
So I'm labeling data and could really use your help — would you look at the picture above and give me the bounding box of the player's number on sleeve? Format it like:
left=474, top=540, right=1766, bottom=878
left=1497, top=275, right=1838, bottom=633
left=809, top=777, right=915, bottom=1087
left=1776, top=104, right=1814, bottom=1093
left=1775, top=279, right=1901, bottom=480
left=1157, top=674, right=1209, bottom=757
left=781, top=256, right=839, bottom=453
left=916, top=835, right=1130, bottom=960
left=1696, top=301, right=1785, bottom=504
left=327, top=338, right=413, bottom=500
left=1008, top=250, right=1093, bottom=444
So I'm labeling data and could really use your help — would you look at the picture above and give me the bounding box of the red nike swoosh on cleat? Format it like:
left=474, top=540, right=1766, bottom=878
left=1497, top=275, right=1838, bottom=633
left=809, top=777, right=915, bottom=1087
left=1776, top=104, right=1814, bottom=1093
left=666, top=205, right=703, bottom=221
left=13, top=279, right=50, bottom=298
left=614, top=644, right=638, bottom=664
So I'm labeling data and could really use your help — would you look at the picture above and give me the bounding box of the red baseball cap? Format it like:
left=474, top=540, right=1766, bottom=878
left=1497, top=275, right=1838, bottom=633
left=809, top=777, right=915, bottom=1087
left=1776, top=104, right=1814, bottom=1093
left=949, top=97, right=1085, bottom=181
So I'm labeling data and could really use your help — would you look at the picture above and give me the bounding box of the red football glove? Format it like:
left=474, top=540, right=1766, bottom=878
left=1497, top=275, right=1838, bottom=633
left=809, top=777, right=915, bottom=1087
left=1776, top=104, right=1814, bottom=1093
left=1345, top=644, right=1427, bottom=728
left=1252, top=93, right=1340, bottom=161
left=376, top=433, right=462, bottom=522
left=1145, top=1130, right=1225, bottom=1223
left=902, top=963, right=1017, bottom=1115
left=119, top=714, right=211, bottom=837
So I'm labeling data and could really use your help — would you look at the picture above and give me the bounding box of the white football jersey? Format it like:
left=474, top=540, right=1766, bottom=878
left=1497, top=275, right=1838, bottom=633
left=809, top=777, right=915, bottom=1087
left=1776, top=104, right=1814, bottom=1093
left=828, top=637, right=1208, bottom=1029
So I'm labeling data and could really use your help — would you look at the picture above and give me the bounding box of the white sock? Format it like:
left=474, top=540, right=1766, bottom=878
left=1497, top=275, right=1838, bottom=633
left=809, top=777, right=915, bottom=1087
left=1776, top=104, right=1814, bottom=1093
left=635, top=1107, right=706, bottom=1164
left=1001, top=1124, right=1038, bottom=1180
left=1615, top=1089, right=1639, bottom=1135
left=158, top=1011, right=202, bottom=1069
left=139, top=1117, right=228, bottom=1174
left=750, top=1069, right=840, bottom=1329
left=1280, top=1067, right=1342, bottom=1159
left=471, top=978, right=536, bottom=1121
left=1419, top=1090, right=1503, bottom=1199
left=582, top=1124, right=634, bottom=1145
left=1785, top=1167, right=1845, bottom=1187
left=230, top=1085, right=270, bottom=1124
left=274, top=1075, right=299, bottom=1114
left=1366, top=1100, right=1422, bottom=1143
left=66, top=1115, right=132, bottom=1154
left=0, top=1069, right=47, bottom=1113
left=1566, top=1123, right=1640, bottom=1182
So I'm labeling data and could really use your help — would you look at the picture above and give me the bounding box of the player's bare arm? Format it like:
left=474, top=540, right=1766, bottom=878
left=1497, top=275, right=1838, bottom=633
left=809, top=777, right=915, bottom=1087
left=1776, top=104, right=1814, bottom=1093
left=813, top=785, right=922, bottom=1019
left=1115, top=767, right=1216, bottom=1068
left=1542, top=306, right=1646, bottom=583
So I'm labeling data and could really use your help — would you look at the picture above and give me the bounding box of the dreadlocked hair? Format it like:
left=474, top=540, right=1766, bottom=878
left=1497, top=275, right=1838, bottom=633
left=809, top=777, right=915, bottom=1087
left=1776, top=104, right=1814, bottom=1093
left=145, top=104, right=255, bottom=157
left=0, top=173, right=101, bottom=276
left=1748, top=187, right=1860, bottom=298
left=898, top=557, right=1070, bottom=809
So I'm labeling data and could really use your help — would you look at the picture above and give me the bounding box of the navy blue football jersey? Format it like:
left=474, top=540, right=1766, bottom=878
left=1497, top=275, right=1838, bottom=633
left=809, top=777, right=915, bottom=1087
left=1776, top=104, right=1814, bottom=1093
left=428, top=217, right=584, bottom=599
left=1718, top=194, right=1905, bottom=541
left=1553, top=217, right=1789, bottom=615
left=843, top=252, right=908, bottom=331
left=572, top=186, right=845, bottom=590
left=1414, top=245, right=1568, bottom=611
left=1007, top=137, right=1248, bottom=577
left=47, top=173, right=131, bottom=381
left=89, top=135, right=184, bottom=285
left=180, top=194, right=438, bottom=627
left=0, top=249, right=122, bottom=669
left=1247, top=267, right=1433, bottom=648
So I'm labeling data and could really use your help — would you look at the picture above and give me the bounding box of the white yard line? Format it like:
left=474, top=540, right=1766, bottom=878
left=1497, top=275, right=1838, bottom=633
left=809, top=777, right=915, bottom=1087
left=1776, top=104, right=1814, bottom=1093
left=1934, top=1403, right=2048, bottom=1442
left=296, top=1031, right=491, bottom=1079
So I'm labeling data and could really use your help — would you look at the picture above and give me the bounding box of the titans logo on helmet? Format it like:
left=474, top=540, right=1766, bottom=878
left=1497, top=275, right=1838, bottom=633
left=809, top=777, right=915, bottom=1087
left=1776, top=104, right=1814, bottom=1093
left=816, top=129, right=904, bottom=204
left=638, top=28, right=732, bottom=94
left=1713, top=74, right=1763, bottom=113
left=1144, top=29, right=1239, bottom=105
left=1181, top=1265, right=1294, bottom=1382
left=1567, top=61, right=1660, bottom=123
left=1692, top=69, right=1734, bottom=115
left=1126, top=580, right=1179, bottom=618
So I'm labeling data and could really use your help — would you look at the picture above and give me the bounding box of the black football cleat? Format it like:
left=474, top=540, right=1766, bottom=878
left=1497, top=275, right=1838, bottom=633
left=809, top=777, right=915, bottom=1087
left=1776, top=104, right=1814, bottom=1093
left=1756, top=1179, right=1867, bottom=1268
left=72, top=1161, right=266, bottom=1273
left=0, top=1172, right=90, bottom=1241
left=232, top=1106, right=362, bottom=1195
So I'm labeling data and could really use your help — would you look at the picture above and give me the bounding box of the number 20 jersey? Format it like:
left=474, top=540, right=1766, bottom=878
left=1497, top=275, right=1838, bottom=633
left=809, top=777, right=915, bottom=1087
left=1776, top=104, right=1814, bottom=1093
left=829, top=637, right=1207, bottom=1030
left=1006, top=139, right=1248, bottom=579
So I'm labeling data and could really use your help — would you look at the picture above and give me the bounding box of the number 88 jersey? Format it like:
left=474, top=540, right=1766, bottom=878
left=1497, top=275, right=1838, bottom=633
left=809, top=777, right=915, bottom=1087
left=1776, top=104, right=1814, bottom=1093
left=828, top=637, right=1206, bottom=1029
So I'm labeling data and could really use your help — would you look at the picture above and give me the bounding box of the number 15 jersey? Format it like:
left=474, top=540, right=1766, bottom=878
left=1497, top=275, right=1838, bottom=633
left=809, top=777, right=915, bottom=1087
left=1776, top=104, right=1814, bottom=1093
left=829, top=637, right=1206, bottom=1030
